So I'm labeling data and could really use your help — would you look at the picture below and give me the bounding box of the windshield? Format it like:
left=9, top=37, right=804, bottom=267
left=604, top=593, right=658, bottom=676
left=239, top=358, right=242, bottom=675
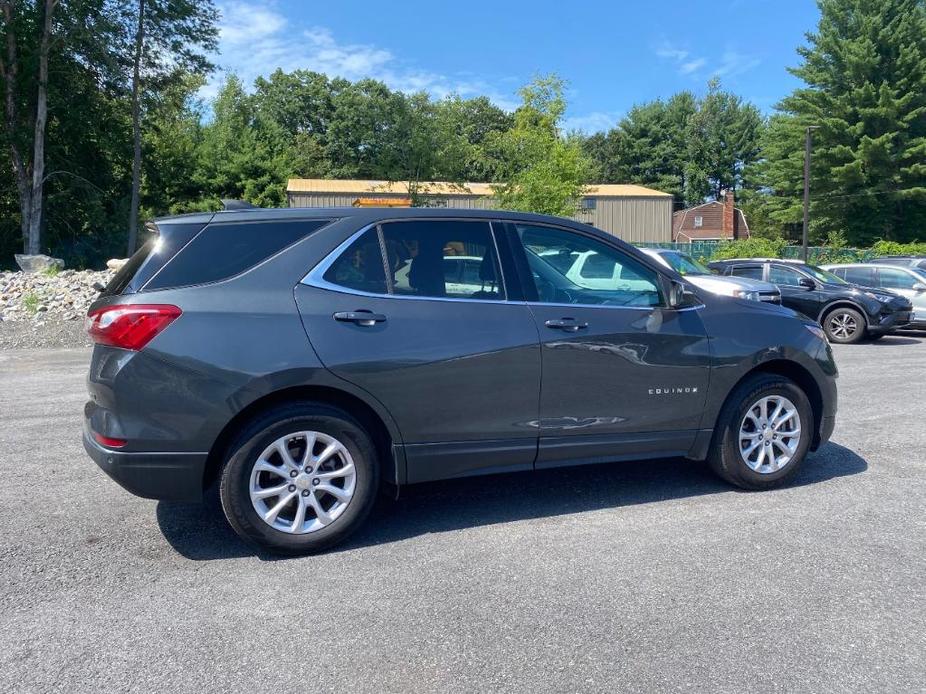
left=660, top=251, right=712, bottom=276
left=805, top=264, right=848, bottom=284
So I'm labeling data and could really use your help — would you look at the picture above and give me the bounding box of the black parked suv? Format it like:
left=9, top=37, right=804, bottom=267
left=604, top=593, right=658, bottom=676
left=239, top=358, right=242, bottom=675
left=709, top=258, right=913, bottom=344
left=84, top=209, right=837, bottom=554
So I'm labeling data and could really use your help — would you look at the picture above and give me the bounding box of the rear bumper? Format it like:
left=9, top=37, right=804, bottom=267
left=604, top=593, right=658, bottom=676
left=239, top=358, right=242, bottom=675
left=83, top=427, right=206, bottom=502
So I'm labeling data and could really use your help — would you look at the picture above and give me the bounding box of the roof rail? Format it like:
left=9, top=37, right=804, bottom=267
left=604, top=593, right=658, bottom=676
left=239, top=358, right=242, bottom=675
left=221, top=199, right=258, bottom=211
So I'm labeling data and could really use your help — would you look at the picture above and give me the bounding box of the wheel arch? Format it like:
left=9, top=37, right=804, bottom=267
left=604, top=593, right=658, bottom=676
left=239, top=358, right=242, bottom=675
left=817, top=300, right=870, bottom=328
left=202, top=385, right=401, bottom=492
left=725, top=359, right=825, bottom=450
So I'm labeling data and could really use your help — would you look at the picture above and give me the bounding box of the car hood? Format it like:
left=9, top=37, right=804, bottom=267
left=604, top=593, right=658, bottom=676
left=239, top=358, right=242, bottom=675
left=685, top=274, right=778, bottom=294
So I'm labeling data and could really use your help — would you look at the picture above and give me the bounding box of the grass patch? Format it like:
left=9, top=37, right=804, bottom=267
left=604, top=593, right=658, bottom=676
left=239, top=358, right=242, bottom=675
left=42, top=265, right=60, bottom=277
left=21, top=292, right=40, bottom=314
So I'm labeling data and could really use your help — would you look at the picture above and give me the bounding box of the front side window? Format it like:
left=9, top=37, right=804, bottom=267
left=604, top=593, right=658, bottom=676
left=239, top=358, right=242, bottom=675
left=877, top=268, right=918, bottom=290
left=322, top=221, right=504, bottom=301
left=768, top=265, right=805, bottom=286
left=516, top=224, right=661, bottom=307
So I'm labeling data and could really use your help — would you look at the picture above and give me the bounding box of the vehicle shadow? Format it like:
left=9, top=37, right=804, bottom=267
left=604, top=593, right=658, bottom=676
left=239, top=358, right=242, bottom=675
left=867, top=335, right=922, bottom=346
left=156, top=442, right=867, bottom=561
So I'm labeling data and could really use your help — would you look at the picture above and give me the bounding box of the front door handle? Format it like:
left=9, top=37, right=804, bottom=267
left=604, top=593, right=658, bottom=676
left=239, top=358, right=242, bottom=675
left=544, top=318, right=588, bottom=332
left=333, top=310, right=387, bottom=327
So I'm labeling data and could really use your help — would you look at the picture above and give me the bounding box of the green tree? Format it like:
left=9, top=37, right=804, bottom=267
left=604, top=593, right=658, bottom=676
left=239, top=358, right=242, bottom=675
left=760, top=0, right=926, bottom=245
left=122, top=0, right=218, bottom=253
left=197, top=75, right=288, bottom=207
left=614, top=92, right=696, bottom=201
left=488, top=75, right=593, bottom=217
left=685, top=79, right=764, bottom=203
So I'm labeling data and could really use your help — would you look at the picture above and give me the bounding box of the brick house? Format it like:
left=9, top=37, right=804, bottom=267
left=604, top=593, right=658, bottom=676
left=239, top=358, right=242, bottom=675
left=672, top=190, right=748, bottom=242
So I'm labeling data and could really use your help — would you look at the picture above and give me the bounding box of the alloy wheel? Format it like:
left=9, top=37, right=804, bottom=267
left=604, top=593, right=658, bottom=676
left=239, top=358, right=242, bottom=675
left=249, top=431, right=356, bottom=534
left=828, top=311, right=858, bottom=340
left=738, top=395, right=802, bottom=474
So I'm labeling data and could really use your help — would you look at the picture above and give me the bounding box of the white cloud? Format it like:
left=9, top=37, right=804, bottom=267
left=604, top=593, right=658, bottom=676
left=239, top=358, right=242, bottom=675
left=654, top=38, right=760, bottom=81
left=680, top=58, right=707, bottom=75
left=206, top=1, right=518, bottom=110
left=711, top=49, right=762, bottom=79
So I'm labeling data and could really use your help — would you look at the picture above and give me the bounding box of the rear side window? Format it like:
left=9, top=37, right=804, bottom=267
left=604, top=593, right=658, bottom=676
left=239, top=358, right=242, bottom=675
left=321, top=220, right=504, bottom=301
left=842, top=266, right=875, bottom=285
left=323, top=229, right=387, bottom=294
left=102, top=222, right=205, bottom=296
left=147, top=220, right=328, bottom=290
left=383, top=221, right=503, bottom=300
left=731, top=265, right=764, bottom=280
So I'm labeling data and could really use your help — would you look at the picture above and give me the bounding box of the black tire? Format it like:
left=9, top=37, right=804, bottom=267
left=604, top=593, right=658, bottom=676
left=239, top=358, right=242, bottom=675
left=707, top=374, right=813, bottom=490
left=821, top=306, right=866, bottom=344
left=219, top=402, right=380, bottom=555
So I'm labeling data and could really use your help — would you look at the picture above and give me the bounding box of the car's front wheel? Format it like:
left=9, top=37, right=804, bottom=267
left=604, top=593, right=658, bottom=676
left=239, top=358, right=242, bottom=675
left=219, top=403, right=379, bottom=555
left=708, top=374, right=813, bottom=490
left=822, top=307, right=866, bottom=344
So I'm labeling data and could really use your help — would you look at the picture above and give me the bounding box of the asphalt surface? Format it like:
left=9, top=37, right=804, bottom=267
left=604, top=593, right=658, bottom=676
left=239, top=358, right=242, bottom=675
left=1, top=336, right=924, bottom=693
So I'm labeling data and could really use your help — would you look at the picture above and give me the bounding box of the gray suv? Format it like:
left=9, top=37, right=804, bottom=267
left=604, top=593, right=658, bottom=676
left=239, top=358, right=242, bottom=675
left=84, top=208, right=838, bottom=554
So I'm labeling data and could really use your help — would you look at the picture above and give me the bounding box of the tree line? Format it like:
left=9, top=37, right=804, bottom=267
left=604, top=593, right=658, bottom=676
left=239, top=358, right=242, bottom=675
left=0, top=0, right=923, bottom=268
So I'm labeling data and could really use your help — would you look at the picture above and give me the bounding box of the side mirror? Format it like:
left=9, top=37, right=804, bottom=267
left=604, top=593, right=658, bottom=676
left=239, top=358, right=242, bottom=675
left=668, top=280, right=697, bottom=308
left=799, top=277, right=816, bottom=290
left=913, top=282, right=926, bottom=292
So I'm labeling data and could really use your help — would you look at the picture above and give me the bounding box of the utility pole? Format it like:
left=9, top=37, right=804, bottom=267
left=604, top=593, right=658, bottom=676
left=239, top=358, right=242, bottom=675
left=802, top=126, right=819, bottom=263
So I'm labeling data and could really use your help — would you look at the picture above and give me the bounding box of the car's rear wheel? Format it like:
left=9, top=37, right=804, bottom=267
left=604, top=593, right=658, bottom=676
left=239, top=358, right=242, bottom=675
left=219, top=403, right=379, bottom=555
left=822, top=307, right=865, bottom=344
left=707, top=374, right=813, bottom=490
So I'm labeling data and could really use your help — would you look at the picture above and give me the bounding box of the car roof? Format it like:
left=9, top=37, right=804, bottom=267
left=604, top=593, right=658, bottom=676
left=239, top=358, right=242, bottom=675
left=155, top=206, right=597, bottom=228
left=711, top=257, right=806, bottom=265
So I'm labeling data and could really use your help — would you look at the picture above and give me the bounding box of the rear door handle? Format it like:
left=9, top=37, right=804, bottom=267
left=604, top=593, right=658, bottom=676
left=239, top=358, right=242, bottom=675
left=333, top=311, right=387, bottom=326
left=544, top=318, right=588, bottom=332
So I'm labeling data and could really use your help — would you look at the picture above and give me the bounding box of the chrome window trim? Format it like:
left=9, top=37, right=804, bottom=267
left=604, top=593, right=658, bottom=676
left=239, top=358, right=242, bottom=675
left=301, top=220, right=511, bottom=305
left=301, top=217, right=700, bottom=312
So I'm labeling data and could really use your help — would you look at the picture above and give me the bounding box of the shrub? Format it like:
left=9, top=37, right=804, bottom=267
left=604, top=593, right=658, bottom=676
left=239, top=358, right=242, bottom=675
left=707, top=237, right=788, bottom=261
left=869, top=240, right=926, bottom=257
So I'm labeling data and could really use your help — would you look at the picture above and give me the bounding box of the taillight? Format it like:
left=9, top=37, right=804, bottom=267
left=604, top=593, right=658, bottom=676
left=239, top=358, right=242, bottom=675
left=92, top=431, right=127, bottom=448
left=86, top=304, right=181, bottom=351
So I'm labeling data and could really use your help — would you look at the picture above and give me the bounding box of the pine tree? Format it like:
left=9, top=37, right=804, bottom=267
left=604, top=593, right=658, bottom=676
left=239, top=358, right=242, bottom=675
left=761, top=0, right=926, bottom=245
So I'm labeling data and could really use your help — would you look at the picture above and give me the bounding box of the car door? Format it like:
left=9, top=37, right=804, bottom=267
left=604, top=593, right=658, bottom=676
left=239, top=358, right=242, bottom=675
left=767, top=263, right=824, bottom=319
left=876, top=267, right=926, bottom=319
left=500, top=222, right=711, bottom=468
left=296, top=219, right=541, bottom=483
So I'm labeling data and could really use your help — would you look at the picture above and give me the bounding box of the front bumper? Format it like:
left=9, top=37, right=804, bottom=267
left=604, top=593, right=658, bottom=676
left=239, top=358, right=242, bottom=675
left=869, top=310, right=912, bottom=335
left=83, top=426, right=206, bottom=502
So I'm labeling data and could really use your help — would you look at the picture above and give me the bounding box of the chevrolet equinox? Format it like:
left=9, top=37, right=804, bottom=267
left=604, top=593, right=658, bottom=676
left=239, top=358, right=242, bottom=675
left=84, top=208, right=838, bottom=554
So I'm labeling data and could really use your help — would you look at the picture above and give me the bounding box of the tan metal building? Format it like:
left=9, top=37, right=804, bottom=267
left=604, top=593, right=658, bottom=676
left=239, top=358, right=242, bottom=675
left=286, top=179, right=673, bottom=243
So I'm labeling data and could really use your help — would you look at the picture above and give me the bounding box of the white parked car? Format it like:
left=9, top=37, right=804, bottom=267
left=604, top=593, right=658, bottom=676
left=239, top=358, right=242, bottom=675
left=640, top=248, right=781, bottom=303
left=821, top=262, right=926, bottom=329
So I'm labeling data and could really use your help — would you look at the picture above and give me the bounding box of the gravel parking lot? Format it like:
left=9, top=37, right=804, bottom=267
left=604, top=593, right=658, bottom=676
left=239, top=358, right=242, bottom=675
left=2, top=336, right=924, bottom=693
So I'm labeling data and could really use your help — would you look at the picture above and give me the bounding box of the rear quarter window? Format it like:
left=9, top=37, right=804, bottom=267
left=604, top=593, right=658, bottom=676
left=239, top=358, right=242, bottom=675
left=147, top=219, right=329, bottom=291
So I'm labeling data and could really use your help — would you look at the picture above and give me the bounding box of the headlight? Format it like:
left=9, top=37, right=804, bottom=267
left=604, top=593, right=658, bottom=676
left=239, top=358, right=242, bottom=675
left=805, top=324, right=827, bottom=341
left=733, top=289, right=760, bottom=301
left=863, top=291, right=893, bottom=303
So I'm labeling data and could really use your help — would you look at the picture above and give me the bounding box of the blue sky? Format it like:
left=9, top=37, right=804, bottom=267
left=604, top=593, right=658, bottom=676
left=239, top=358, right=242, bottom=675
left=212, top=0, right=822, bottom=132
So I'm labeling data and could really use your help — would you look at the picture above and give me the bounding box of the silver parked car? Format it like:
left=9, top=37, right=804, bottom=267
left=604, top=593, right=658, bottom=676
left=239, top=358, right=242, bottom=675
left=640, top=248, right=781, bottom=303
left=821, top=263, right=926, bottom=329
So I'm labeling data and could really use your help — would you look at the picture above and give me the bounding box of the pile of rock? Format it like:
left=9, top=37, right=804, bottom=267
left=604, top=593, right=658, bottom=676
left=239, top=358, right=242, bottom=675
left=0, top=267, right=114, bottom=322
